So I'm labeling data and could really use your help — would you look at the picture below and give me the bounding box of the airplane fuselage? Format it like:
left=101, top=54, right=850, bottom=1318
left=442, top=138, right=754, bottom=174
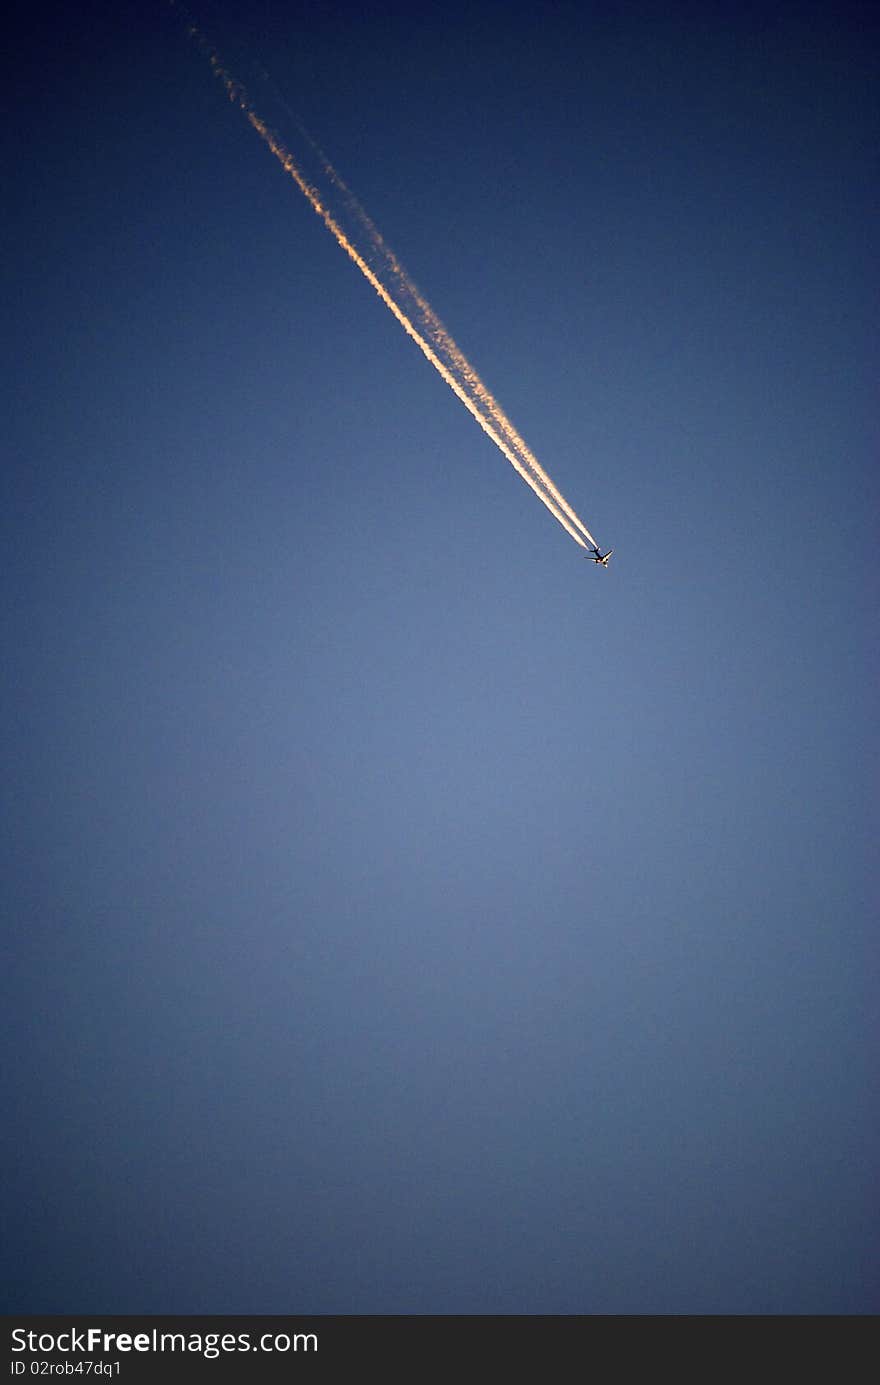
left=587, top=546, right=612, bottom=565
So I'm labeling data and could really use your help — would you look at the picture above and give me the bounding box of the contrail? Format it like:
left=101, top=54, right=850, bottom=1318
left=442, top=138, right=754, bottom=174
left=251, top=73, right=597, bottom=547
left=290, top=123, right=599, bottom=550
left=189, top=26, right=597, bottom=550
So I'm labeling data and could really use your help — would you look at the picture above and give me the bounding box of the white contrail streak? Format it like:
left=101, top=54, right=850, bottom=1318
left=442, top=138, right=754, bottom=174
left=189, top=27, right=598, bottom=550
left=293, top=128, right=599, bottom=550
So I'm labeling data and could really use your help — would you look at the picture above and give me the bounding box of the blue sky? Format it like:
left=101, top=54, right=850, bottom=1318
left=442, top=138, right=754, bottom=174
left=3, top=0, right=877, bottom=1313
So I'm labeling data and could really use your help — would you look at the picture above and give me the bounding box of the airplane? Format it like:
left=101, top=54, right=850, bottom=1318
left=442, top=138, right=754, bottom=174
left=585, top=544, right=613, bottom=566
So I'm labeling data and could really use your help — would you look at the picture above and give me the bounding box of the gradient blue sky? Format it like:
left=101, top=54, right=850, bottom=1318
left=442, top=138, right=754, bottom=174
left=4, top=0, right=877, bottom=1313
